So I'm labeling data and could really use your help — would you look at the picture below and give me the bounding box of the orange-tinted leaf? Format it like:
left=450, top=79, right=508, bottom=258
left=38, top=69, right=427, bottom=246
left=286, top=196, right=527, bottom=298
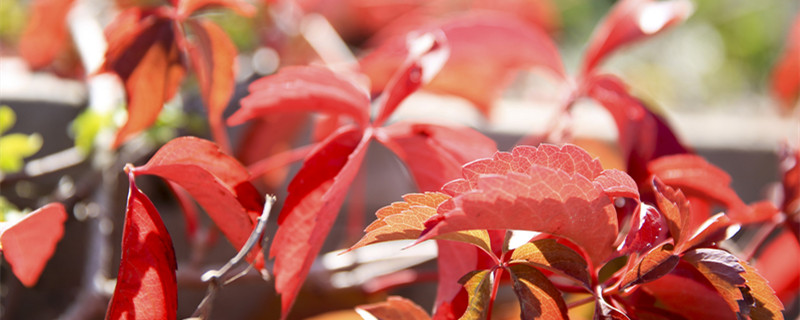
left=458, top=269, right=493, bottom=320
left=361, top=12, right=565, bottom=115
left=509, top=239, right=591, bottom=288
left=376, top=122, right=496, bottom=192
left=741, top=260, right=785, bottom=319
left=229, top=66, right=370, bottom=127
left=770, top=13, right=800, bottom=111
left=269, top=126, right=370, bottom=318
left=507, top=264, right=569, bottom=320
left=682, top=248, right=747, bottom=314
left=0, top=203, right=67, bottom=287
left=133, top=137, right=263, bottom=256
left=177, top=0, right=256, bottom=18
left=649, top=154, right=751, bottom=223
left=101, top=11, right=186, bottom=148
left=356, top=296, right=431, bottom=320
left=583, top=74, right=689, bottom=185
left=640, top=260, right=737, bottom=319
left=19, top=0, right=76, bottom=69
left=186, top=20, right=238, bottom=146
left=422, top=144, right=619, bottom=266
left=618, top=243, right=678, bottom=291
left=652, top=177, right=691, bottom=250
left=107, top=177, right=177, bottom=320
left=581, top=0, right=692, bottom=76
left=349, top=192, right=491, bottom=253
left=434, top=241, right=481, bottom=319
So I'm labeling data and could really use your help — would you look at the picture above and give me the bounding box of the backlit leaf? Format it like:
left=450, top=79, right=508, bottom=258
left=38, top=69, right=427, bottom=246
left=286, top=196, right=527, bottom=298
left=229, top=66, right=370, bottom=127
left=356, top=296, right=431, bottom=320
left=0, top=203, right=67, bottom=287
left=507, top=264, right=569, bottom=320
left=133, top=137, right=263, bottom=257
left=376, top=121, right=497, bottom=192
left=652, top=177, right=690, bottom=250
left=422, top=145, right=620, bottom=266
left=618, top=203, right=669, bottom=255
left=618, top=243, right=678, bottom=291
left=106, top=178, right=177, bottom=320
left=19, top=0, right=75, bottom=69
left=770, top=13, right=800, bottom=111
left=741, top=261, right=785, bottom=319
left=682, top=248, right=747, bottom=314
left=755, top=228, right=800, bottom=305
left=580, top=0, right=692, bottom=76
left=509, top=239, right=591, bottom=288
left=269, top=126, right=370, bottom=319
left=640, top=261, right=737, bottom=319
left=458, top=269, right=493, bottom=320
left=101, top=11, right=186, bottom=148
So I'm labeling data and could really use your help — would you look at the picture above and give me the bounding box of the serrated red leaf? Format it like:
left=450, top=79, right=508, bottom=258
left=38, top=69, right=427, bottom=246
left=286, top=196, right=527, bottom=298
left=177, top=0, right=256, bottom=18
left=682, top=248, right=747, bottom=314
left=186, top=20, right=238, bottom=149
left=507, top=263, right=569, bottom=320
left=741, top=263, right=785, bottom=319
left=356, top=296, right=431, bottom=320
left=0, top=203, right=67, bottom=287
left=269, top=126, right=370, bottom=319
left=101, top=11, right=186, bottom=148
left=361, top=12, right=565, bottom=115
left=640, top=260, right=737, bottom=319
left=19, top=0, right=76, bottom=69
left=509, top=239, right=592, bottom=288
left=376, top=122, right=497, bottom=192
left=583, top=74, right=689, bottom=185
left=229, top=66, right=370, bottom=127
left=771, top=14, right=800, bottom=111
left=580, top=0, right=692, bottom=76
left=652, top=177, right=691, bottom=250
left=648, top=154, right=751, bottom=223
left=133, top=137, right=263, bottom=255
left=106, top=178, right=177, bottom=320
left=422, top=145, right=620, bottom=266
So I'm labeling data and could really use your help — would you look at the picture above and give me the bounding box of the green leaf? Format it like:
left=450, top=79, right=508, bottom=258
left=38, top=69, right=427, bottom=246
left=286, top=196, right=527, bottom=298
left=0, top=133, right=42, bottom=173
left=507, top=264, right=569, bottom=320
left=458, top=269, right=493, bottom=320
left=70, top=109, right=108, bottom=153
left=0, top=105, right=15, bottom=134
left=509, top=239, right=592, bottom=288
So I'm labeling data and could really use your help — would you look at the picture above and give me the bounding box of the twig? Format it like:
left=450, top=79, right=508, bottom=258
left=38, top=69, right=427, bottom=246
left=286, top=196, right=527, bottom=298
left=189, top=195, right=276, bottom=319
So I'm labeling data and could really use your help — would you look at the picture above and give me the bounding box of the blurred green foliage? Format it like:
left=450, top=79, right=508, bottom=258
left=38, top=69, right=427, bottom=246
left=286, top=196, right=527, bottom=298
left=0, top=106, right=43, bottom=174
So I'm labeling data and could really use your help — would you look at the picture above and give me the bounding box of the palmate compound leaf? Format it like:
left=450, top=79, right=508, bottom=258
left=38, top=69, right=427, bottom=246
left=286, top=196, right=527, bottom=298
left=348, top=192, right=491, bottom=254
left=507, top=264, right=569, bottom=320
left=580, top=0, right=693, bottom=76
left=421, top=144, right=630, bottom=267
left=106, top=176, right=177, bottom=320
left=133, top=137, right=263, bottom=260
left=509, top=239, right=592, bottom=288
left=683, top=248, right=784, bottom=318
left=100, top=9, right=186, bottom=148
left=356, top=296, right=431, bottom=320
left=0, top=203, right=67, bottom=287
left=269, top=126, right=370, bottom=319
left=458, top=269, right=493, bottom=320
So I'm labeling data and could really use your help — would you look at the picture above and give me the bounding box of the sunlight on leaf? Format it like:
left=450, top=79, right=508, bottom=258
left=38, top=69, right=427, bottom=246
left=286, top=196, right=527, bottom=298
left=507, top=264, right=569, bottom=319
left=509, top=239, right=592, bottom=288
left=458, top=269, right=493, bottom=320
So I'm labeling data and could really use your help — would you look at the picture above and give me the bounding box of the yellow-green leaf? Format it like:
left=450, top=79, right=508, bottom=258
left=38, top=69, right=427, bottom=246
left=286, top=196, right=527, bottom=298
left=510, top=239, right=592, bottom=288
left=458, top=269, right=493, bottom=320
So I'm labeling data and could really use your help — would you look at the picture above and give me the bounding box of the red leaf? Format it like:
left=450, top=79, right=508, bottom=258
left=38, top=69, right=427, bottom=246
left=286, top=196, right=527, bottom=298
left=133, top=137, right=263, bottom=256
left=186, top=20, right=238, bottom=149
left=740, top=263, right=786, bottom=320
left=421, top=144, right=620, bottom=266
left=101, top=11, right=186, bottom=148
left=376, top=121, right=497, bottom=192
left=640, top=260, right=737, bottom=319
left=356, top=296, right=431, bottom=320
left=618, top=203, right=669, bottom=256
left=682, top=248, right=747, bottom=314
left=269, top=126, right=370, bottom=318
left=618, top=243, right=678, bottom=291
left=580, top=0, right=692, bottom=76
left=770, top=13, right=800, bottom=111
left=177, top=0, right=256, bottom=18
left=229, top=66, right=370, bottom=127
left=509, top=239, right=592, bottom=288
left=779, top=143, right=799, bottom=215
left=434, top=240, right=480, bottom=318
left=583, top=74, right=689, bottom=185
left=507, top=263, right=569, bottom=320
left=361, top=12, right=565, bottom=115
left=106, top=177, right=177, bottom=320
left=652, top=177, right=691, bottom=250
left=0, top=203, right=67, bottom=287
left=755, top=228, right=800, bottom=305
left=648, top=154, right=750, bottom=223
left=237, top=114, right=308, bottom=187
left=18, top=0, right=76, bottom=69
